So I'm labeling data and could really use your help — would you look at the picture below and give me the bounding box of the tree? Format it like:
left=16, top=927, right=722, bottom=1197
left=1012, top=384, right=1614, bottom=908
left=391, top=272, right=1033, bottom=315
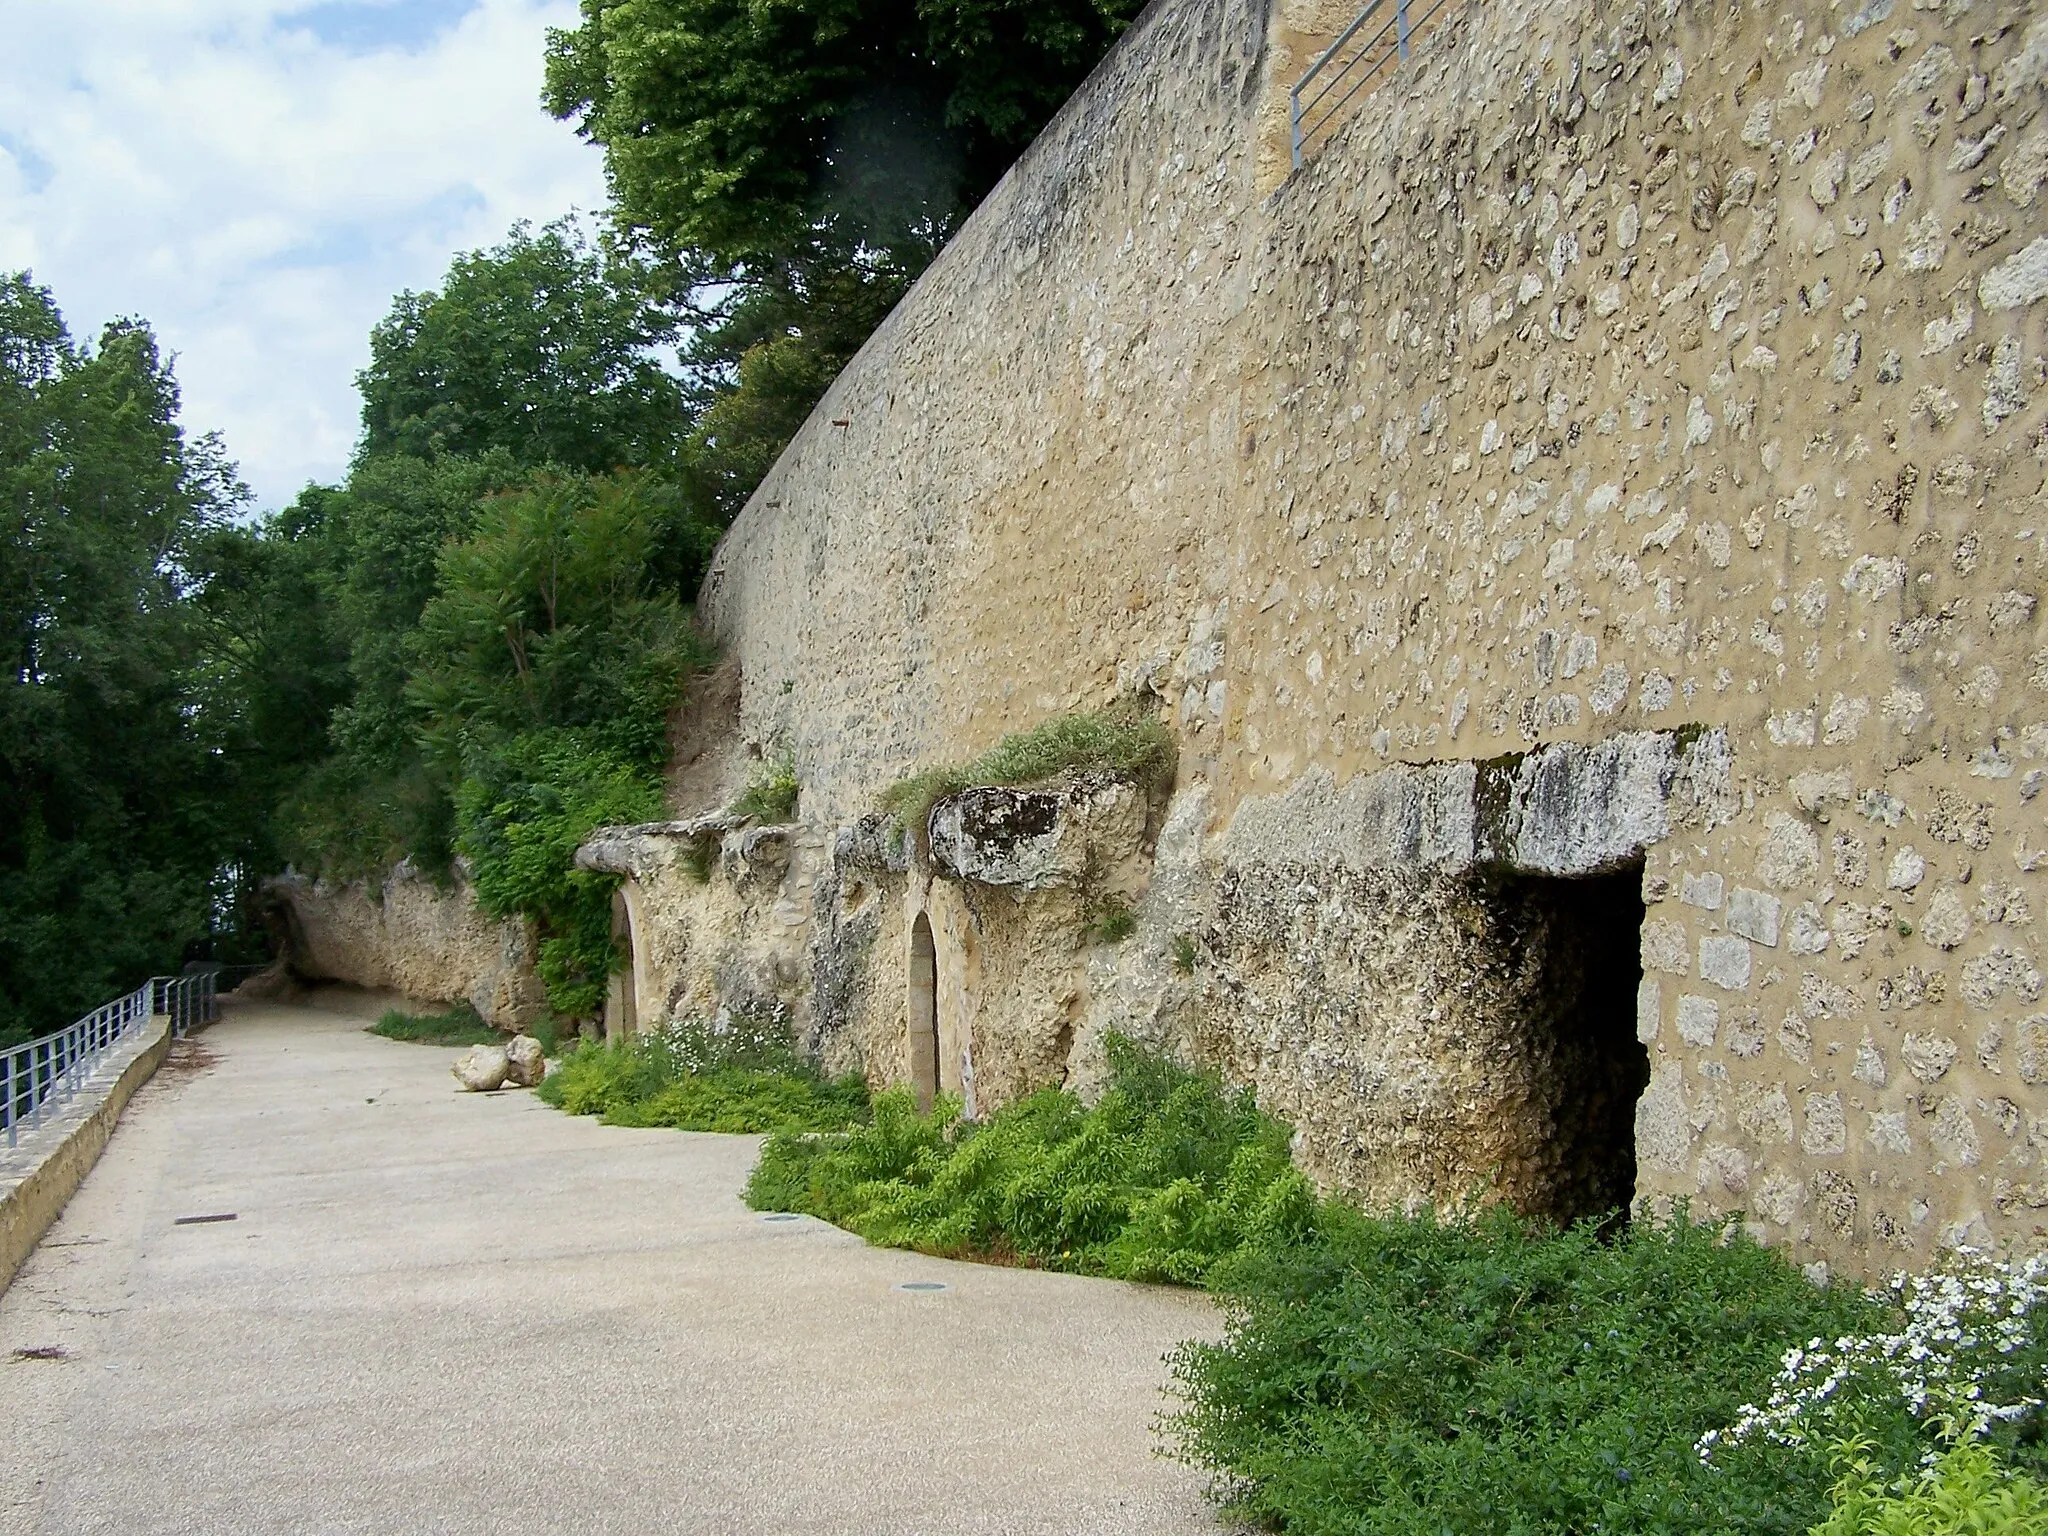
left=543, top=0, right=1145, bottom=523
left=357, top=220, right=688, bottom=474
left=0, top=274, right=245, bottom=1045
left=542, top=0, right=1145, bottom=267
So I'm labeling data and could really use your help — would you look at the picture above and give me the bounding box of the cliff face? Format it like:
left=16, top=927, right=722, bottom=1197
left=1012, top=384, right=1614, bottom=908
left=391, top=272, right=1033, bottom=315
left=605, top=0, right=2042, bottom=1276
left=269, top=868, right=546, bottom=1030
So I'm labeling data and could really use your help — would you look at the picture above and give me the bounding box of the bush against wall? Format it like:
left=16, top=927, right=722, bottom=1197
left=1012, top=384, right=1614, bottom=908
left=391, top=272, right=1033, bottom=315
left=745, top=1035, right=1315, bottom=1282
left=737, top=1031, right=2048, bottom=1534
left=1168, top=1212, right=2048, bottom=1536
left=539, top=1010, right=869, bottom=1133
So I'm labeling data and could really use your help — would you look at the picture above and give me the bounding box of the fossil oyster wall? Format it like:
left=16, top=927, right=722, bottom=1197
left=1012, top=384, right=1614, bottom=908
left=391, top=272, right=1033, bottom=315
left=268, top=867, right=546, bottom=1030
left=675, top=0, right=2048, bottom=1274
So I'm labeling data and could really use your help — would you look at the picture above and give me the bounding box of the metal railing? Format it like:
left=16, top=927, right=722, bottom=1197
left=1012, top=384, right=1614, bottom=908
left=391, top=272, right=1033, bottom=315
left=1290, top=0, right=1465, bottom=168
left=2, top=973, right=217, bottom=1148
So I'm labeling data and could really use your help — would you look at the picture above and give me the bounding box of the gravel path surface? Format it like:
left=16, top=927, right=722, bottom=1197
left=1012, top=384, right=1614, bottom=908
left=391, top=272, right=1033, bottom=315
left=0, top=1000, right=1219, bottom=1535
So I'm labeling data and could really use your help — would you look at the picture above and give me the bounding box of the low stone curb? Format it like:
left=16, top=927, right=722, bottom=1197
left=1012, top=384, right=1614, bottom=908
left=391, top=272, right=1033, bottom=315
left=0, top=1015, right=173, bottom=1297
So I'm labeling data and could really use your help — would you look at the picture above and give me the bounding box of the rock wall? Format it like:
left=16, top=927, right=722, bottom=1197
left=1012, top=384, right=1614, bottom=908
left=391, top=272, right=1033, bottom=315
left=269, top=868, right=545, bottom=1031
left=631, top=0, right=2048, bottom=1274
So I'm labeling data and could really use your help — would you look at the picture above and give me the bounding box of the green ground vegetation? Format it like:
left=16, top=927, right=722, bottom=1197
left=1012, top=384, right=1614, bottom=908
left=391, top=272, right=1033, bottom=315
left=539, top=1013, right=869, bottom=1134
left=368, top=1003, right=503, bottom=1048
left=744, top=1035, right=1313, bottom=1282
left=1166, top=1207, right=1904, bottom=1536
left=744, top=1032, right=2048, bottom=1534
left=1815, top=1439, right=2048, bottom=1536
left=878, top=701, right=1178, bottom=838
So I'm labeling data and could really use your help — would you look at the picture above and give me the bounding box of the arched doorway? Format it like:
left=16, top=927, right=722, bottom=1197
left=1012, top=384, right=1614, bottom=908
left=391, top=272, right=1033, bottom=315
left=908, top=913, right=939, bottom=1111
left=606, top=888, right=639, bottom=1044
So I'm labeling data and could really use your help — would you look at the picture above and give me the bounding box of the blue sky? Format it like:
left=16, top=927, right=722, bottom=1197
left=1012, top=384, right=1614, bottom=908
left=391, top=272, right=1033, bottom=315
left=0, top=0, right=608, bottom=511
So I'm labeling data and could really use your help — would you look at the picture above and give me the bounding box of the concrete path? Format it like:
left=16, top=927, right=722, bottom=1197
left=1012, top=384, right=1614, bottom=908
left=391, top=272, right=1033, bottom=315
left=0, top=1000, right=1220, bottom=1535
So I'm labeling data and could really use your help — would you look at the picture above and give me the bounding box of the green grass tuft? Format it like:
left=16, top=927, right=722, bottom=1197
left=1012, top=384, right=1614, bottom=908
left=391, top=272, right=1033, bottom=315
left=878, top=701, right=1177, bottom=837
left=1084, top=893, right=1138, bottom=944
left=744, top=1035, right=1313, bottom=1283
left=368, top=1002, right=501, bottom=1047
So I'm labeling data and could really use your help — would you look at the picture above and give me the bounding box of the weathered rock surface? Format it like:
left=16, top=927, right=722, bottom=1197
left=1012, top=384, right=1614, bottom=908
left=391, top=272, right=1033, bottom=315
left=928, top=773, right=1148, bottom=890
left=503, top=1036, right=545, bottom=1088
left=268, top=866, right=544, bottom=1031
left=451, top=1046, right=510, bottom=1093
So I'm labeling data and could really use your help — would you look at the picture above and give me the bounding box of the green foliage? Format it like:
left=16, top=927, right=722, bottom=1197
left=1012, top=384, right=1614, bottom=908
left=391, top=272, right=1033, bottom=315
left=0, top=273, right=254, bottom=1044
left=1171, top=934, right=1199, bottom=974
left=274, top=227, right=725, bottom=891
left=358, top=219, right=688, bottom=476
left=730, top=758, right=800, bottom=823
left=1814, top=1438, right=2048, bottom=1536
left=539, top=1012, right=869, bottom=1133
left=745, top=1035, right=1314, bottom=1282
left=368, top=1002, right=501, bottom=1047
left=544, top=0, right=1145, bottom=265
left=407, top=473, right=707, bottom=765
left=544, top=0, right=1147, bottom=535
left=879, top=701, right=1177, bottom=837
left=1166, top=1207, right=1906, bottom=1536
left=1083, top=893, right=1137, bottom=944
left=455, top=731, right=665, bottom=1019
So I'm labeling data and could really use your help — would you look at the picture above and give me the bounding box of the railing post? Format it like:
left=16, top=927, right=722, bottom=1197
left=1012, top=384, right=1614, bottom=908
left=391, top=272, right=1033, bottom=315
left=1290, top=84, right=1304, bottom=170
left=1397, top=0, right=1411, bottom=60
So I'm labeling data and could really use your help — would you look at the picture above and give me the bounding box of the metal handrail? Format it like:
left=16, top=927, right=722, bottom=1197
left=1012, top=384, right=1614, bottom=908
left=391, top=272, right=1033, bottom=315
left=2, top=973, right=217, bottom=1148
left=1290, top=0, right=1462, bottom=168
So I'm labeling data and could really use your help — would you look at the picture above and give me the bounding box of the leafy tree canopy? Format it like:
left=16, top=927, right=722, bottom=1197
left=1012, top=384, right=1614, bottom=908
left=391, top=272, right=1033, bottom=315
left=543, top=0, right=1145, bottom=529
left=543, top=0, right=1144, bottom=268
left=357, top=220, right=688, bottom=473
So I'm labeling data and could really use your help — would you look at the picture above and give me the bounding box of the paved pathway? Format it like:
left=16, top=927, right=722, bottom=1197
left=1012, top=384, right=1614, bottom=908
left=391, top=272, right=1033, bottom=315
left=0, top=1000, right=1219, bottom=1535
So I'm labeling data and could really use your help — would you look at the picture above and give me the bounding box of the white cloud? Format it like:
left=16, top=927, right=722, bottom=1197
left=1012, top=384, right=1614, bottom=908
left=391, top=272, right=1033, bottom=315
left=0, top=0, right=607, bottom=509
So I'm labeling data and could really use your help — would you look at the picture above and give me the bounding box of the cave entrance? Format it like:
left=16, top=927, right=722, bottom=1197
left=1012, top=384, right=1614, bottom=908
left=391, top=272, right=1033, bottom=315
left=1488, top=863, right=1649, bottom=1228
left=606, top=888, right=639, bottom=1044
left=908, top=913, right=940, bottom=1111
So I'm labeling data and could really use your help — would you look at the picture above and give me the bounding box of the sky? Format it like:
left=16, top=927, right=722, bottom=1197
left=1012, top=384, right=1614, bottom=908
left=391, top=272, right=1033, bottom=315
left=0, top=0, right=610, bottom=511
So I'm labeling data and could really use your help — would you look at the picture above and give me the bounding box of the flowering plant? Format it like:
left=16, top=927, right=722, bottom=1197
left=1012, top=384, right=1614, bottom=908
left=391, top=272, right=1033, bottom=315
left=1699, top=1248, right=2048, bottom=1462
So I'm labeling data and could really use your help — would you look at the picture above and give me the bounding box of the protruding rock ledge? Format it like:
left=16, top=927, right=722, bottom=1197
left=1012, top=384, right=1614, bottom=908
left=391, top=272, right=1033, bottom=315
left=928, top=771, right=1148, bottom=890
left=1221, top=728, right=1734, bottom=877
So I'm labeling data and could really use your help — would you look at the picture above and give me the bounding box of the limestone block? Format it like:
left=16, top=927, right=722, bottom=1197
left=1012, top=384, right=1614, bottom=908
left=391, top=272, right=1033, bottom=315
left=1728, top=888, right=1782, bottom=947
left=928, top=773, right=1145, bottom=890
left=452, top=1046, right=510, bottom=1093
left=504, top=1036, right=545, bottom=1088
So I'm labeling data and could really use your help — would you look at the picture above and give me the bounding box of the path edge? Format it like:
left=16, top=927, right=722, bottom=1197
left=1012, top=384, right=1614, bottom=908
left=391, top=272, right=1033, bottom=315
left=0, top=1017, right=174, bottom=1298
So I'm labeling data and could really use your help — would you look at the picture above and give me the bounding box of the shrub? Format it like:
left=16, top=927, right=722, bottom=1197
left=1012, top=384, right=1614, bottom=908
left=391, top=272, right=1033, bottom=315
left=1083, top=893, right=1138, bottom=944
left=744, top=1035, right=1315, bottom=1283
left=368, top=1002, right=500, bottom=1047
left=453, top=729, right=662, bottom=1019
left=537, top=1011, right=869, bottom=1134
left=1701, top=1248, right=2048, bottom=1460
left=1166, top=1206, right=1896, bottom=1536
left=878, top=700, right=1177, bottom=837
left=1814, top=1438, right=2048, bottom=1536
left=729, top=759, right=799, bottom=823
